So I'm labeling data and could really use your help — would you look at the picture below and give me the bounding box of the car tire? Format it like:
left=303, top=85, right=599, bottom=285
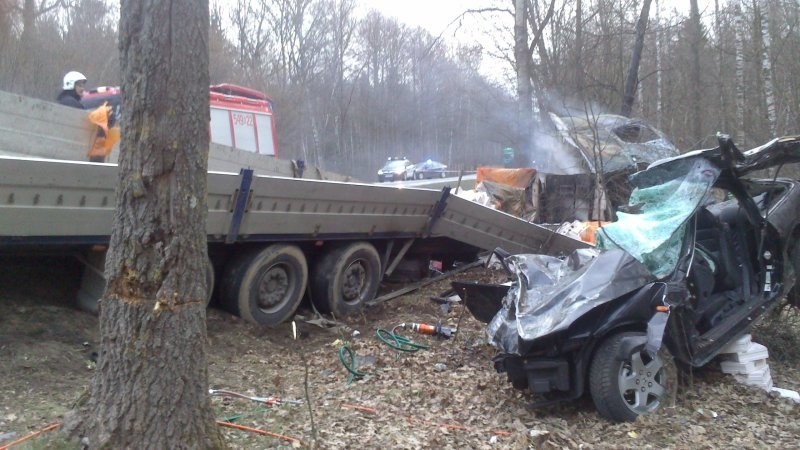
left=589, top=332, right=676, bottom=422
left=378, top=175, right=385, bottom=182
left=310, top=241, right=381, bottom=318
left=416, top=172, right=423, bottom=180
left=221, top=244, right=308, bottom=327
left=439, top=171, right=446, bottom=178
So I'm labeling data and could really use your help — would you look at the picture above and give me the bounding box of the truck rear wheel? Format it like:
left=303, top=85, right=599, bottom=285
left=310, top=242, right=381, bottom=318
left=221, top=244, right=308, bottom=327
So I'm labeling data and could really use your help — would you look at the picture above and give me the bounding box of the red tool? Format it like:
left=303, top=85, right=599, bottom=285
left=399, top=322, right=454, bottom=338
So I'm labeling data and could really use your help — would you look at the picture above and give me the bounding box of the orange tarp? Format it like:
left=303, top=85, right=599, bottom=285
left=580, top=221, right=610, bottom=245
left=476, top=167, right=537, bottom=189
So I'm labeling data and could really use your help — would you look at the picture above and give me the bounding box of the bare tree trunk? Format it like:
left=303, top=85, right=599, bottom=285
left=621, top=0, right=652, bottom=117
left=714, top=0, right=728, bottom=133
left=68, top=0, right=224, bottom=448
left=574, top=0, right=584, bottom=94
left=735, top=1, right=747, bottom=146
left=689, top=0, right=703, bottom=145
left=784, top=0, right=800, bottom=132
left=527, top=0, right=557, bottom=120
left=515, top=0, right=532, bottom=158
left=656, top=0, right=663, bottom=129
left=756, top=0, right=777, bottom=135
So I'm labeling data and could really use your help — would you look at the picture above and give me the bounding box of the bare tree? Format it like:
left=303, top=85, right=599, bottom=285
left=655, top=0, right=663, bottom=128
left=514, top=0, right=531, bottom=142
left=689, top=0, right=704, bottom=145
left=621, top=0, right=652, bottom=117
left=66, top=0, right=224, bottom=447
left=734, top=1, right=747, bottom=146
left=755, top=0, right=777, bottom=136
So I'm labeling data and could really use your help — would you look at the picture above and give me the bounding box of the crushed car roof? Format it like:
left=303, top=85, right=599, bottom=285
left=549, top=113, right=679, bottom=175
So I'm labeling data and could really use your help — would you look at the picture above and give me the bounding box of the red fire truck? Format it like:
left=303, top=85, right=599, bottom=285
left=82, top=83, right=278, bottom=156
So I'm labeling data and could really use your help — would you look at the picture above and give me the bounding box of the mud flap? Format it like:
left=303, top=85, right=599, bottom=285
left=645, top=310, right=670, bottom=356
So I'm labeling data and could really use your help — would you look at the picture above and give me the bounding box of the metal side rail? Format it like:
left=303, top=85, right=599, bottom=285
left=0, top=155, right=588, bottom=256
left=429, top=191, right=590, bottom=255
left=0, top=156, right=438, bottom=245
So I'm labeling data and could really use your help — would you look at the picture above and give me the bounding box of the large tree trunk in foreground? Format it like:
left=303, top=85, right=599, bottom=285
left=70, top=0, right=223, bottom=448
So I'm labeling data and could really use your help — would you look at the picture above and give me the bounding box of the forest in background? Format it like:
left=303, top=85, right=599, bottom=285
left=0, top=0, right=798, bottom=179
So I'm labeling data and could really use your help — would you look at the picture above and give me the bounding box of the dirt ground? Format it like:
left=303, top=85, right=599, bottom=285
left=1, top=255, right=799, bottom=449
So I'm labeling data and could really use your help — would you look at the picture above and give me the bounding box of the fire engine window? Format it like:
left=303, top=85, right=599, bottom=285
left=210, top=109, right=232, bottom=147
left=255, top=114, right=275, bottom=155
left=231, top=111, right=257, bottom=153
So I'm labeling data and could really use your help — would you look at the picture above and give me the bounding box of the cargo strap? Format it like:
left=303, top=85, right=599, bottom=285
left=422, top=187, right=451, bottom=238
left=226, top=168, right=254, bottom=244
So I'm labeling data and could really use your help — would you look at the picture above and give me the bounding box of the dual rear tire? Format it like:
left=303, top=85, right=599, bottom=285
left=221, top=244, right=308, bottom=327
left=310, top=242, right=382, bottom=319
left=221, top=242, right=382, bottom=326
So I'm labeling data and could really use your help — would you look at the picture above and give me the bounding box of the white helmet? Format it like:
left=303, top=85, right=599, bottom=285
left=63, top=71, right=87, bottom=90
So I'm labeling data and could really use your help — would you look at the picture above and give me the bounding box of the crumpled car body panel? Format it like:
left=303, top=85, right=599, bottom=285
left=458, top=135, right=800, bottom=414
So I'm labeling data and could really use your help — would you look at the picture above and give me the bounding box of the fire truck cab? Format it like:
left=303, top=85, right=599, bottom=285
left=81, top=83, right=278, bottom=157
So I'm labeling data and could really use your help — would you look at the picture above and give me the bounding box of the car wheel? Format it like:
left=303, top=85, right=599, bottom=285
left=310, top=241, right=381, bottom=318
left=221, top=244, right=308, bottom=327
left=589, top=332, right=676, bottom=422
left=378, top=175, right=385, bottom=182
left=439, top=171, right=446, bottom=178
left=416, top=172, right=423, bottom=180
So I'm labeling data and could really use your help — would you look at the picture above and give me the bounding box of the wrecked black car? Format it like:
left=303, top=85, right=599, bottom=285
left=454, top=134, right=800, bottom=422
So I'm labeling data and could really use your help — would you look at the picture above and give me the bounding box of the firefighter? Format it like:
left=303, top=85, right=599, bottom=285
left=58, top=71, right=116, bottom=162
left=57, top=71, right=87, bottom=109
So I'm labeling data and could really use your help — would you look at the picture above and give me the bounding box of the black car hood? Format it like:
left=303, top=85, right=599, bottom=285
left=486, top=248, right=654, bottom=354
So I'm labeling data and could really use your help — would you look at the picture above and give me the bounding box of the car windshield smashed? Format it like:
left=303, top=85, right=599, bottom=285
left=487, top=155, right=722, bottom=352
left=597, top=157, right=721, bottom=277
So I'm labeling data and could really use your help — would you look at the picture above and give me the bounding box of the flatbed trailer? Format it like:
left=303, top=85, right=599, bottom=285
left=0, top=89, right=588, bottom=326
left=0, top=155, right=587, bottom=325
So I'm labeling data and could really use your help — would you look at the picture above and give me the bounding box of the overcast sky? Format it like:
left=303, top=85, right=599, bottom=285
left=356, top=0, right=491, bottom=36
left=356, top=0, right=512, bottom=83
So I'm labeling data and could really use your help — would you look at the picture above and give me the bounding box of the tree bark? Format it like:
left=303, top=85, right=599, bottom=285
left=734, top=1, right=747, bottom=146
left=714, top=0, right=727, bottom=133
left=655, top=0, right=663, bottom=128
left=574, top=0, right=584, bottom=94
left=689, top=0, right=704, bottom=144
left=621, top=0, right=652, bottom=117
left=755, top=0, right=777, bottom=136
left=69, top=0, right=224, bottom=448
left=514, top=0, right=532, bottom=162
